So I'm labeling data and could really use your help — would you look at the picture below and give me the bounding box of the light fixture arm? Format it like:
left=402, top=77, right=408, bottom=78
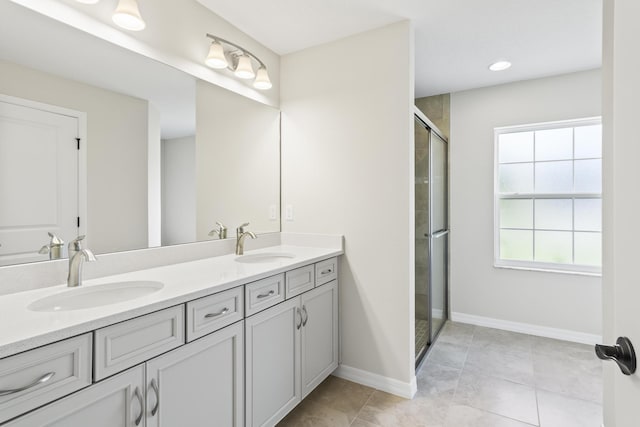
left=206, top=33, right=266, bottom=69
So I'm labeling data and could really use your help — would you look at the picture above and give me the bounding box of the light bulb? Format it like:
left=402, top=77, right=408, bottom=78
left=253, top=66, right=272, bottom=90
left=205, top=41, right=228, bottom=69
left=113, top=0, right=146, bottom=31
left=234, top=54, right=255, bottom=79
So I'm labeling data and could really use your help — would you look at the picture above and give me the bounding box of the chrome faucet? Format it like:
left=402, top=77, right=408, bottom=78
left=208, top=221, right=228, bottom=240
left=39, top=232, right=65, bottom=260
left=67, top=236, right=97, bottom=287
left=236, top=223, right=257, bottom=255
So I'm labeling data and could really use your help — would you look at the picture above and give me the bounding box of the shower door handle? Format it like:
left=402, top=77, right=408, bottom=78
left=425, top=230, right=449, bottom=239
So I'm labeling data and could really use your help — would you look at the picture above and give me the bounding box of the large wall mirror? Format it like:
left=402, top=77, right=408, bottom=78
left=0, top=2, right=280, bottom=267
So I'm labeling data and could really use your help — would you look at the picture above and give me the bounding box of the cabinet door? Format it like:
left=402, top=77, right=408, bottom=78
left=145, top=321, right=244, bottom=427
left=301, top=280, right=339, bottom=398
left=245, top=297, right=301, bottom=427
left=5, top=366, right=145, bottom=427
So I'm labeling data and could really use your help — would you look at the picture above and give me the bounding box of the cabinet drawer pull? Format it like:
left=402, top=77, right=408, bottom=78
left=321, top=268, right=333, bottom=275
left=302, top=305, right=309, bottom=326
left=150, top=378, right=160, bottom=416
left=133, top=387, right=144, bottom=426
left=257, top=290, right=275, bottom=299
left=205, top=307, right=230, bottom=318
left=0, top=371, right=55, bottom=396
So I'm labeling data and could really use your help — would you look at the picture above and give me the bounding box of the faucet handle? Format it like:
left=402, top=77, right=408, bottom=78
left=47, top=232, right=64, bottom=246
left=237, top=222, right=250, bottom=234
left=69, top=235, right=87, bottom=252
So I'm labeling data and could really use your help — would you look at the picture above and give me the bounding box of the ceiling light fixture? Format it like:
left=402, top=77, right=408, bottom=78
left=204, top=34, right=272, bottom=91
left=489, top=60, right=512, bottom=71
left=113, top=0, right=146, bottom=31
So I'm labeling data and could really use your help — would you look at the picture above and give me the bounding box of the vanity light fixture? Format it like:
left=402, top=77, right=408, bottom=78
left=76, top=0, right=100, bottom=3
left=113, top=0, right=146, bottom=31
left=205, top=34, right=272, bottom=90
left=489, top=60, right=512, bottom=71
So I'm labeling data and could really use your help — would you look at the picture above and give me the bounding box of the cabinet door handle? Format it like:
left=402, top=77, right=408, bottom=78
left=205, top=307, right=229, bottom=318
left=0, top=372, right=55, bottom=396
left=296, top=307, right=302, bottom=330
left=257, top=290, right=275, bottom=299
left=149, top=378, right=160, bottom=416
left=302, top=305, right=309, bottom=326
left=133, top=387, right=144, bottom=426
left=321, top=268, right=332, bottom=275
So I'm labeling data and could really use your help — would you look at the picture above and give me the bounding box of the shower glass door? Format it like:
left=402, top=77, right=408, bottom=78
left=415, top=113, right=449, bottom=366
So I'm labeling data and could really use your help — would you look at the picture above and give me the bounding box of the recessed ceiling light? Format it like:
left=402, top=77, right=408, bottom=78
left=489, top=60, right=512, bottom=71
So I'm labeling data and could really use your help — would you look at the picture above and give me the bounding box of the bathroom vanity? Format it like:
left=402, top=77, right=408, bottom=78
left=0, top=246, right=341, bottom=427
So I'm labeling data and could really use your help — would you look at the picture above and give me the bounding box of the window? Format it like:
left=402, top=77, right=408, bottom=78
left=494, top=118, right=602, bottom=274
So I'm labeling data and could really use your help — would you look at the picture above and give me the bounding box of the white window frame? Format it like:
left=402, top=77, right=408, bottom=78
left=493, top=117, right=602, bottom=276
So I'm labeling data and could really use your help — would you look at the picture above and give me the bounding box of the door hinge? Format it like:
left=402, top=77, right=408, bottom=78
left=77, top=217, right=80, bottom=228
left=76, top=138, right=80, bottom=150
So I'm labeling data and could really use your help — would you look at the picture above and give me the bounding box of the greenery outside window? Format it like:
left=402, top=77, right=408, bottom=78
left=494, top=118, right=602, bottom=274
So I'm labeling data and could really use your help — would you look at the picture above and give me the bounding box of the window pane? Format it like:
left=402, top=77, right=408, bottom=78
left=535, top=199, right=572, bottom=230
left=575, top=159, right=602, bottom=193
left=535, top=128, right=573, bottom=161
left=575, top=199, right=602, bottom=231
left=535, top=231, right=572, bottom=264
left=575, top=125, right=602, bottom=159
left=500, top=199, right=533, bottom=229
left=535, top=161, right=572, bottom=193
left=500, top=230, right=533, bottom=261
left=575, top=232, right=602, bottom=266
left=499, top=163, right=533, bottom=193
left=498, top=132, right=533, bottom=163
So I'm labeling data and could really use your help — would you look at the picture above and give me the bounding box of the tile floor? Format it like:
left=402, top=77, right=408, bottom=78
left=277, top=321, right=603, bottom=427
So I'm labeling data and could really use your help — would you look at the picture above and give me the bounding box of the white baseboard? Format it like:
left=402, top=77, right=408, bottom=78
left=451, top=312, right=602, bottom=345
left=333, top=365, right=417, bottom=399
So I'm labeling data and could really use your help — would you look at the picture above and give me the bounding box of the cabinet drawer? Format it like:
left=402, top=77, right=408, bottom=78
left=245, top=274, right=285, bottom=317
left=186, top=286, right=244, bottom=341
left=285, top=265, right=315, bottom=299
left=315, top=258, right=337, bottom=286
left=94, top=305, right=184, bottom=381
left=0, top=333, right=92, bottom=424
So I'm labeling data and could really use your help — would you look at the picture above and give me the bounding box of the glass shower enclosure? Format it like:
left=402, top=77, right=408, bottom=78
left=414, top=110, right=449, bottom=367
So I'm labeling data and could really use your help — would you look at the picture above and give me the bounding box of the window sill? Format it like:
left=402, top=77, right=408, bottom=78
left=493, top=263, right=602, bottom=277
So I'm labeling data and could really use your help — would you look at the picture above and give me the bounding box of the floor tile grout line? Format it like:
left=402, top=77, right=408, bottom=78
left=534, top=385, right=542, bottom=426
left=349, top=388, right=377, bottom=426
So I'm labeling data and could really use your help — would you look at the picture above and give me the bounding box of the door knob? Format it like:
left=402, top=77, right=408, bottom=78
left=595, top=336, right=636, bottom=375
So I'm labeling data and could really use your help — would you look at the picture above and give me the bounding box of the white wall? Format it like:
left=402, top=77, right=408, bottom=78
left=0, top=60, right=149, bottom=255
left=450, top=69, right=602, bottom=338
left=281, top=21, right=416, bottom=393
left=162, top=136, right=196, bottom=246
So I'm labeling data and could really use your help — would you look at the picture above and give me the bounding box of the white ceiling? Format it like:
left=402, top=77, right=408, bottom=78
left=196, top=0, right=602, bottom=97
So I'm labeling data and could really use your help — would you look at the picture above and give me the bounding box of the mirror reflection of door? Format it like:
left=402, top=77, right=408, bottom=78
left=0, top=96, right=79, bottom=266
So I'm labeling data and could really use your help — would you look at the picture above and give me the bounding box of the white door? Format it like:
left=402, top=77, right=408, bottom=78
left=4, top=366, right=145, bottom=427
left=602, top=1, right=640, bottom=426
left=245, top=297, right=301, bottom=427
left=0, top=98, right=79, bottom=266
left=301, top=281, right=339, bottom=398
left=145, top=321, right=244, bottom=427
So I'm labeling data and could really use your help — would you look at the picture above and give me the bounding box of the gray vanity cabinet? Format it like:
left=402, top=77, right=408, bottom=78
left=5, top=365, right=145, bottom=427
left=245, top=279, right=339, bottom=427
left=145, top=320, right=244, bottom=427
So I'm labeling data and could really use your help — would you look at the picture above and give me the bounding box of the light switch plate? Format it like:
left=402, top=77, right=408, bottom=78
left=285, top=204, right=294, bottom=221
left=269, top=205, right=277, bottom=220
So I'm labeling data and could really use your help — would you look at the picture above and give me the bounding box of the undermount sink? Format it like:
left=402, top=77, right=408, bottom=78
left=235, top=252, right=295, bottom=264
left=28, top=281, right=164, bottom=312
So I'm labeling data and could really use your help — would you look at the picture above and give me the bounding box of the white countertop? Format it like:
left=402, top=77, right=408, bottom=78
left=0, top=245, right=342, bottom=359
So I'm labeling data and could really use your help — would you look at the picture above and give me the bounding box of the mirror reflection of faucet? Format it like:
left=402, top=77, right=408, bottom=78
left=38, top=232, right=65, bottom=260
left=67, top=236, right=97, bottom=288
left=208, top=221, right=227, bottom=240
left=236, top=222, right=257, bottom=255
